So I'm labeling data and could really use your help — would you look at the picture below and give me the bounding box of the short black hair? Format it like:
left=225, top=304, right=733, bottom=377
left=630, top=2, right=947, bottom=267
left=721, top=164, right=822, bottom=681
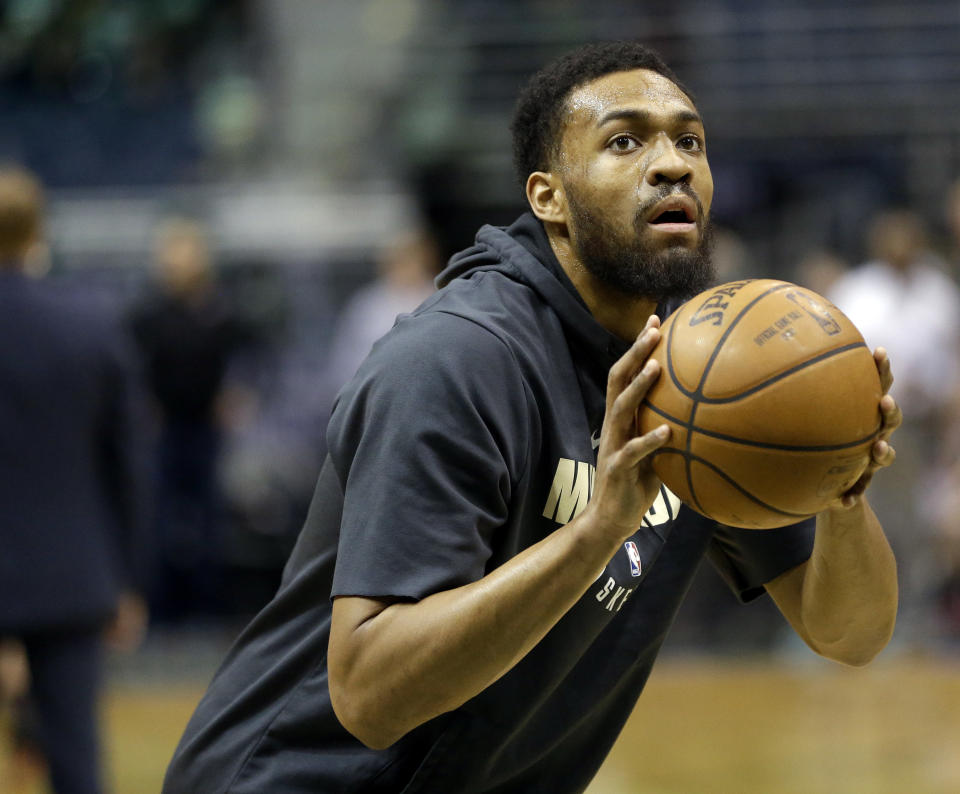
left=510, top=41, right=692, bottom=193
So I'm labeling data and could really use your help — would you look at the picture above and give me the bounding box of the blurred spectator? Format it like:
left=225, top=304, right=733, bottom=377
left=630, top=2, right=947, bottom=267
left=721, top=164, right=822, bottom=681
left=947, top=178, right=960, bottom=263
left=0, top=166, right=148, bottom=794
left=924, top=178, right=960, bottom=641
left=129, top=218, right=254, bottom=623
left=925, top=410, right=960, bottom=643
left=323, top=228, right=441, bottom=394
left=828, top=208, right=960, bottom=642
left=0, top=0, right=261, bottom=187
left=829, top=209, right=960, bottom=421
left=793, top=247, right=848, bottom=298
left=710, top=226, right=752, bottom=283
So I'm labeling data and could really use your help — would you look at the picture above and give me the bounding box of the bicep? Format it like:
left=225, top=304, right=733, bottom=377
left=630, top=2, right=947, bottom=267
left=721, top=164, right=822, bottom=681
left=329, top=595, right=396, bottom=670
left=328, top=595, right=396, bottom=716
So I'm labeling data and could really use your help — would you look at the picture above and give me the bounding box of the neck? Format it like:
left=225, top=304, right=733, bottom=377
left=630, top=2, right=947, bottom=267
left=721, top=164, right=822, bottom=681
left=546, top=226, right=657, bottom=343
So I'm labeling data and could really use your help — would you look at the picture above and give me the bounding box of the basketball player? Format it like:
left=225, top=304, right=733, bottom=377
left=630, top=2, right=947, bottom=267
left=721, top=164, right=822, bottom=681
left=163, top=42, right=899, bottom=793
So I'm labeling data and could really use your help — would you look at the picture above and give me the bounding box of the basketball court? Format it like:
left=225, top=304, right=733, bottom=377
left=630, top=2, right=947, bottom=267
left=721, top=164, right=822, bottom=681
left=3, top=650, right=957, bottom=793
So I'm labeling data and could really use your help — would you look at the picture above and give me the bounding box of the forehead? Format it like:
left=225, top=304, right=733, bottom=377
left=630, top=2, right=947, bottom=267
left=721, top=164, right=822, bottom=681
left=562, top=69, right=697, bottom=130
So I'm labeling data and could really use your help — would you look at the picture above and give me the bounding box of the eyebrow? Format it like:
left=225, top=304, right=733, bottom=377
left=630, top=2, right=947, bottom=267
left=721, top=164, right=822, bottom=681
left=596, top=108, right=703, bottom=128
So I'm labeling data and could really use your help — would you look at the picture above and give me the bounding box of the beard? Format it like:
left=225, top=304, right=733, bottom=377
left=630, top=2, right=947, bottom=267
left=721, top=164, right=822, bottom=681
left=565, top=184, right=716, bottom=302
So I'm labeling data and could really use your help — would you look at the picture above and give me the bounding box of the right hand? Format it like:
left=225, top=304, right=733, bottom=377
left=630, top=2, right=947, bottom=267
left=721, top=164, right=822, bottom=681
left=586, top=315, right=671, bottom=542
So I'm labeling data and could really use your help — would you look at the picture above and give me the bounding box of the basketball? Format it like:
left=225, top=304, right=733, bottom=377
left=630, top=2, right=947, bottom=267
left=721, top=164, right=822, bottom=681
left=637, top=279, right=882, bottom=529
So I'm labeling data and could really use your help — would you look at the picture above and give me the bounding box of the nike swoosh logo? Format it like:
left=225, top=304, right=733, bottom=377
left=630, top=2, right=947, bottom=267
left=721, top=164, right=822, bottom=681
left=590, top=430, right=601, bottom=450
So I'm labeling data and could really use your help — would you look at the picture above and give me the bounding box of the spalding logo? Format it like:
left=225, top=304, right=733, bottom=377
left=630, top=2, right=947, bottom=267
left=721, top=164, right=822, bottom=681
left=688, top=280, right=753, bottom=327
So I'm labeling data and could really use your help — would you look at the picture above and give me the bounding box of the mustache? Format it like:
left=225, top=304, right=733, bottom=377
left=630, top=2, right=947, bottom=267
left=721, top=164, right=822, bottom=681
left=634, top=184, right=706, bottom=226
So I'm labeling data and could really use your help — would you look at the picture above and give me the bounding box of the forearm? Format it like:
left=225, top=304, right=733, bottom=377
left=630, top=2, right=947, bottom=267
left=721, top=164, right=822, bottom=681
left=329, top=506, right=622, bottom=748
left=801, top=499, right=898, bottom=665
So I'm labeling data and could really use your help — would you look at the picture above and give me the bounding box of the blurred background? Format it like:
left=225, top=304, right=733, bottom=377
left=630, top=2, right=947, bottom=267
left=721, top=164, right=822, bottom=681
left=1, top=1, right=959, bottom=792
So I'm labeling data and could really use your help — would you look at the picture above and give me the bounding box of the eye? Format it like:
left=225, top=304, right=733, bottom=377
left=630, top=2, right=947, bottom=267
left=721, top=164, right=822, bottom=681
left=608, top=134, right=639, bottom=153
left=677, top=134, right=704, bottom=152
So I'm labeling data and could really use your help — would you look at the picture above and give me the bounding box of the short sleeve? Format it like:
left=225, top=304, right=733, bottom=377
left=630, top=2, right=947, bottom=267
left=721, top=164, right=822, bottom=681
left=707, top=518, right=815, bottom=603
left=326, top=310, right=531, bottom=601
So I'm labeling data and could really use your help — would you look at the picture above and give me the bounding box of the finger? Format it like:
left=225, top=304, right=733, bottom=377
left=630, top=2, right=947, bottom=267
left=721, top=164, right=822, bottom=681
left=879, top=394, right=902, bottom=435
left=871, top=438, right=896, bottom=468
left=840, top=437, right=896, bottom=508
left=874, top=347, right=894, bottom=394
left=840, top=489, right=864, bottom=509
left=840, top=470, right=873, bottom=508
left=607, top=356, right=662, bottom=448
left=605, top=317, right=661, bottom=415
left=616, top=423, right=671, bottom=468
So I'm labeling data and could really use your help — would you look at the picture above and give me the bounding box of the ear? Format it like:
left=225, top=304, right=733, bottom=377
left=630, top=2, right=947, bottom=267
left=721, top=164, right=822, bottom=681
left=525, top=171, right=567, bottom=226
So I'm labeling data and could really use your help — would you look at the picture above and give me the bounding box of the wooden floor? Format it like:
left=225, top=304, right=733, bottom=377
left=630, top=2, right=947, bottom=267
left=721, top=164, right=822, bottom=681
left=2, top=655, right=958, bottom=793
left=586, top=655, right=960, bottom=794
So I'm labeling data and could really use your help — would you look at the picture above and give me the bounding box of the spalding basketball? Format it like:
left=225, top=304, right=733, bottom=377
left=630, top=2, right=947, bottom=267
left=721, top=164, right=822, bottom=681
left=637, top=279, right=882, bottom=529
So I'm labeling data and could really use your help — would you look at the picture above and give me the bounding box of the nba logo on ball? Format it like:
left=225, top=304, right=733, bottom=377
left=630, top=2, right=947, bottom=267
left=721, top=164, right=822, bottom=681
left=624, top=542, right=642, bottom=577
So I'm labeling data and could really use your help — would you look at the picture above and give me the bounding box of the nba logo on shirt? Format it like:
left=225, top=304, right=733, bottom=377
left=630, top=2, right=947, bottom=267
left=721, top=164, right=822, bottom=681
left=624, top=541, right=641, bottom=577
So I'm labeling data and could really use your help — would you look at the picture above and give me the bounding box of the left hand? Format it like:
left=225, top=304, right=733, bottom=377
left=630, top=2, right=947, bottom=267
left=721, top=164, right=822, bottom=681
left=838, top=347, right=902, bottom=508
left=104, top=591, right=149, bottom=653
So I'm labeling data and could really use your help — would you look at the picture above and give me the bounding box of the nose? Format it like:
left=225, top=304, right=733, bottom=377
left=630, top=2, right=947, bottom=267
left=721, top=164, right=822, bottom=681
left=646, top=134, right=691, bottom=186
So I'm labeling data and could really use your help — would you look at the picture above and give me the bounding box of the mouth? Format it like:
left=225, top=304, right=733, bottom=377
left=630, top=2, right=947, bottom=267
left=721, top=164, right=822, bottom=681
left=646, top=195, right=698, bottom=235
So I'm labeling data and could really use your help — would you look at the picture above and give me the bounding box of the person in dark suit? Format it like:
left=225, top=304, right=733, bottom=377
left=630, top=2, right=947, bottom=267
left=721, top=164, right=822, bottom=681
left=129, top=218, right=255, bottom=622
left=0, top=166, right=148, bottom=794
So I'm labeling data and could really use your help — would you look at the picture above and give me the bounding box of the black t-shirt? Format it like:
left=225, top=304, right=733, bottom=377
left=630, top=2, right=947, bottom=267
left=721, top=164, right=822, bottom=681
left=163, top=214, right=813, bottom=794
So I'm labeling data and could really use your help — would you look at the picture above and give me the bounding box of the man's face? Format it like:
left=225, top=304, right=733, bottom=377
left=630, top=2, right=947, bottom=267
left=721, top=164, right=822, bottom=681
left=554, top=69, right=716, bottom=300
